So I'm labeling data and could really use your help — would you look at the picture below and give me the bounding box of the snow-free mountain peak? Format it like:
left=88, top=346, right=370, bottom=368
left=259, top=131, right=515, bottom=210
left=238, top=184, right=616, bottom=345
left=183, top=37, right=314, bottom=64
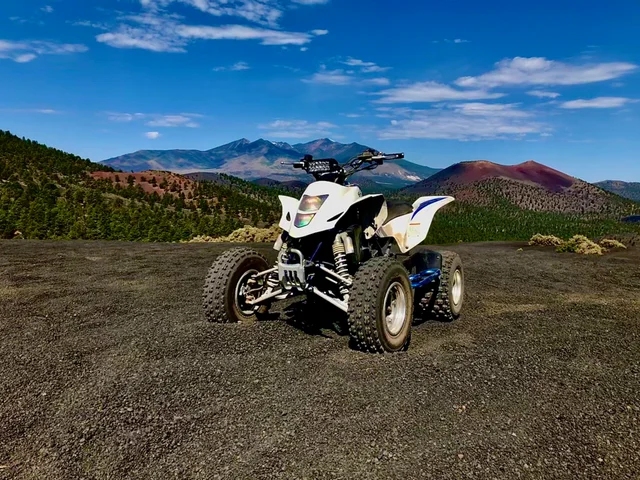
left=101, top=138, right=441, bottom=188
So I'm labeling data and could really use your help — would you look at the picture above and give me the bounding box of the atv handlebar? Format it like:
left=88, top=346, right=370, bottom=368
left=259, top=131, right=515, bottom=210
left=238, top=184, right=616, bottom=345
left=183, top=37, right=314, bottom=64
left=283, top=149, right=405, bottom=184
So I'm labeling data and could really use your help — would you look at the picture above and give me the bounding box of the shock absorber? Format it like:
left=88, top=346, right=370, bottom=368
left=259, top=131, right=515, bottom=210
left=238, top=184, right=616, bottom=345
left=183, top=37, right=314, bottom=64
left=267, top=242, right=287, bottom=289
left=333, top=234, right=352, bottom=302
left=266, top=269, right=279, bottom=289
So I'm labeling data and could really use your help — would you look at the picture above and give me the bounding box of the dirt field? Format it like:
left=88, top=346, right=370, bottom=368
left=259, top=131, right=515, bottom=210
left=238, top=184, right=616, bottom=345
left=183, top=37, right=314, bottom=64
left=1, top=240, right=639, bottom=479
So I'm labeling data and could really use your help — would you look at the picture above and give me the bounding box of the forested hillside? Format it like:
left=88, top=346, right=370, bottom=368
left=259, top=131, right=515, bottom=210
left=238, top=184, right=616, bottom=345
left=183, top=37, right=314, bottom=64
left=0, top=130, right=281, bottom=241
left=395, top=160, right=640, bottom=243
left=424, top=200, right=640, bottom=244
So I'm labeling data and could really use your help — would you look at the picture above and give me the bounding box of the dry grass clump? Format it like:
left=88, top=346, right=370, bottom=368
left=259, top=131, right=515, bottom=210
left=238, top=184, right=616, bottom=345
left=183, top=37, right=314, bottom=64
left=529, top=234, right=630, bottom=255
left=188, top=225, right=281, bottom=243
left=556, top=235, right=604, bottom=255
left=529, top=234, right=564, bottom=247
left=599, top=238, right=627, bottom=250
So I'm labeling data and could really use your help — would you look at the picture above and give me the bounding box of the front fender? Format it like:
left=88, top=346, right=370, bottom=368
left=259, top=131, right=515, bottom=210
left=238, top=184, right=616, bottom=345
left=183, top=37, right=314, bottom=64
left=278, top=195, right=299, bottom=231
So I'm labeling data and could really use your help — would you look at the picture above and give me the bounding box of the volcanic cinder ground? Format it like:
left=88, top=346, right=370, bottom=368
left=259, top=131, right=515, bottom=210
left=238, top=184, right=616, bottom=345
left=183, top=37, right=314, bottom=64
left=1, top=241, right=639, bottom=479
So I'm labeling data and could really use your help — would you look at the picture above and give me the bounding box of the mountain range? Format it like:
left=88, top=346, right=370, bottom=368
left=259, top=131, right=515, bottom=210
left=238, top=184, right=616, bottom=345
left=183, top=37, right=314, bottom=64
left=101, top=138, right=440, bottom=188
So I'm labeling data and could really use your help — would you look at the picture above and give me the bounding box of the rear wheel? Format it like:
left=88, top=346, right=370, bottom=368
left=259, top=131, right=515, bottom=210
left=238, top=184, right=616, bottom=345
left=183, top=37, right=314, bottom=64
left=203, top=247, right=270, bottom=323
left=430, top=251, right=464, bottom=322
left=347, top=256, right=413, bottom=353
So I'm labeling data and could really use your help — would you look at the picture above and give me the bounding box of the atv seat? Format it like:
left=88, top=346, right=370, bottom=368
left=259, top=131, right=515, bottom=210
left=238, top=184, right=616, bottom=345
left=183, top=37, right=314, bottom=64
left=384, top=200, right=413, bottom=224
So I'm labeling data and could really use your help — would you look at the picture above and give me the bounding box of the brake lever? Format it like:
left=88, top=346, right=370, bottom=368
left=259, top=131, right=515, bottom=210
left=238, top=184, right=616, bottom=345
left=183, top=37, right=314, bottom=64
left=280, top=161, right=305, bottom=168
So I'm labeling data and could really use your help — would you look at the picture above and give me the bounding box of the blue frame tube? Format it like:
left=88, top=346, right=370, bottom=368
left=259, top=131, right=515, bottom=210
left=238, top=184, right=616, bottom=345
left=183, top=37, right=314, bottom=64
left=409, top=268, right=441, bottom=289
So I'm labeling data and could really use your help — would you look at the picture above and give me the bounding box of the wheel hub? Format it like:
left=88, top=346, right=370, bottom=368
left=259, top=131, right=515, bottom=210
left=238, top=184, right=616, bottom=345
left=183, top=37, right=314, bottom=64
left=384, top=281, right=407, bottom=336
left=235, top=270, right=259, bottom=316
left=451, top=269, right=462, bottom=306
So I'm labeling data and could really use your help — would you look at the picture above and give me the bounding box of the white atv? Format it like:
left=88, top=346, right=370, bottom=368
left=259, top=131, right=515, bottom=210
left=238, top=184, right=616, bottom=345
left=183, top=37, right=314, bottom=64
left=203, top=149, right=464, bottom=353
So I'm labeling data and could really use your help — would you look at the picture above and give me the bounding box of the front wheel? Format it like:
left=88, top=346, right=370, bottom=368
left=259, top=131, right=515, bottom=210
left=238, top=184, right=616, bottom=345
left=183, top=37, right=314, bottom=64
left=202, top=247, right=270, bottom=323
left=347, top=256, right=414, bottom=353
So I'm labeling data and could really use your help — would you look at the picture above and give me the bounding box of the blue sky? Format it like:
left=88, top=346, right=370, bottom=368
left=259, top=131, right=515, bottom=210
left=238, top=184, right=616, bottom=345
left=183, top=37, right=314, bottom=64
left=1, top=0, right=639, bottom=182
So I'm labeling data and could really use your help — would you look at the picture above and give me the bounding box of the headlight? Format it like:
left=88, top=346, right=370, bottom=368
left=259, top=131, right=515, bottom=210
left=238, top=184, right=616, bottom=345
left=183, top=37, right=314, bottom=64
left=294, top=213, right=315, bottom=228
left=298, top=195, right=328, bottom=213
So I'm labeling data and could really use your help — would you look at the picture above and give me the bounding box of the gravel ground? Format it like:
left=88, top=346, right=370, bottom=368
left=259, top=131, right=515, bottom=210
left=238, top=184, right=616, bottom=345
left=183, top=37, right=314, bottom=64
left=1, top=240, right=639, bottom=479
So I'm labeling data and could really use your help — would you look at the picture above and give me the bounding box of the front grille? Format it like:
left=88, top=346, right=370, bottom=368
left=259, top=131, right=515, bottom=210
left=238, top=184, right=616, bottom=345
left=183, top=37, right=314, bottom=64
left=278, top=248, right=306, bottom=289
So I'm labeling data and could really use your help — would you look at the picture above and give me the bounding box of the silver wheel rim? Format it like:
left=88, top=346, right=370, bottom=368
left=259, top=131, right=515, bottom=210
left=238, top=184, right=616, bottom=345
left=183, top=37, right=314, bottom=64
left=235, top=269, right=258, bottom=316
left=384, top=282, right=407, bottom=336
left=451, top=269, right=463, bottom=306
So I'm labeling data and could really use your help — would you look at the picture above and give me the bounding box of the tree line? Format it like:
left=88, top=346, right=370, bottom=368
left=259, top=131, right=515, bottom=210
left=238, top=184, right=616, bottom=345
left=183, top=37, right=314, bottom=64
left=0, top=130, right=280, bottom=241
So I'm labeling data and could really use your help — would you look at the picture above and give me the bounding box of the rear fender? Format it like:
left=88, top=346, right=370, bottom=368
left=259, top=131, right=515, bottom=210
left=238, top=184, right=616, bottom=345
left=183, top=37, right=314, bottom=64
left=378, top=196, right=454, bottom=253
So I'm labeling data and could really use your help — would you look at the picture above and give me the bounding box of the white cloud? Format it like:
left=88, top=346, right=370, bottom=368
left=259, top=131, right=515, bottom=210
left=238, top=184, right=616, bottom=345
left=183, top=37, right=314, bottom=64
left=303, top=67, right=390, bottom=87
left=304, top=68, right=353, bottom=85
left=96, top=13, right=188, bottom=52
left=213, top=61, right=250, bottom=71
left=93, top=2, right=328, bottom=53
left=72, top=20, right=109, bottom=30
left=107, top=112, right=147, bottom=122
left=362, top=77, right=391, bottom=86
left=0, top=108, right=62, bottom=114
left=41, top=5, right=54, bottom=13
left=141, top=0, right=283, bottom=27
left=14, top=54, right=38, bottom=63
left=259, top=119, right=337, bottom=138
left=139, top=0, right=330, bottom=27
left=146, top=115, right=200, bottom=127
left=559, top=97, right=634, bottom=109
left=342, top=57, right=390, bottom=73
left=106, top=112, right=202, bottom=127
left=377, top=106, right=544, bottom=141
left=433, top=38, right=470, bottom=44
left=97, top=30, right=185, bottom=52
left=0, top=39, right=88, bottom=62
left=300, top=47, right=308, bottom=52
left=230, top=61, right=250, bottom=70
left=456, top=57, right=638, bottom=88
left=176, top=24, right=312, bottom=45
left=527, top=90, right=560, bottom=98
left=374, top=81, right=505, bottom=103
left=451, top=102, right=530, bottom=118
left=145, top=131, right=161, bottom=139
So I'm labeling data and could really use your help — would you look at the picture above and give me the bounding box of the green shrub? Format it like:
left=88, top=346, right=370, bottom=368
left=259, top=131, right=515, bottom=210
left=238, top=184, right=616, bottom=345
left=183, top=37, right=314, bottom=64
left=556, top=235, right=604, bottom=255
left=599, top=238, right=627, bottom=250
left=529, top=234, right=564, bottom=247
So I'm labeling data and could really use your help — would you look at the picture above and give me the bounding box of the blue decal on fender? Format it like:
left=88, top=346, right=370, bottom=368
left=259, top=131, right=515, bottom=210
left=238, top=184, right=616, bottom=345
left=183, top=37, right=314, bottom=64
left=411, top=197, right=447, bottom=219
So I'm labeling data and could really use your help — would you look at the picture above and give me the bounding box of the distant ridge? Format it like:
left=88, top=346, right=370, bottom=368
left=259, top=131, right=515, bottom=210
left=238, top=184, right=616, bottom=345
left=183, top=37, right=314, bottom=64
left=101, top=137, right=440, bottom=188
left=595, top=180, right=640, bottom=202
